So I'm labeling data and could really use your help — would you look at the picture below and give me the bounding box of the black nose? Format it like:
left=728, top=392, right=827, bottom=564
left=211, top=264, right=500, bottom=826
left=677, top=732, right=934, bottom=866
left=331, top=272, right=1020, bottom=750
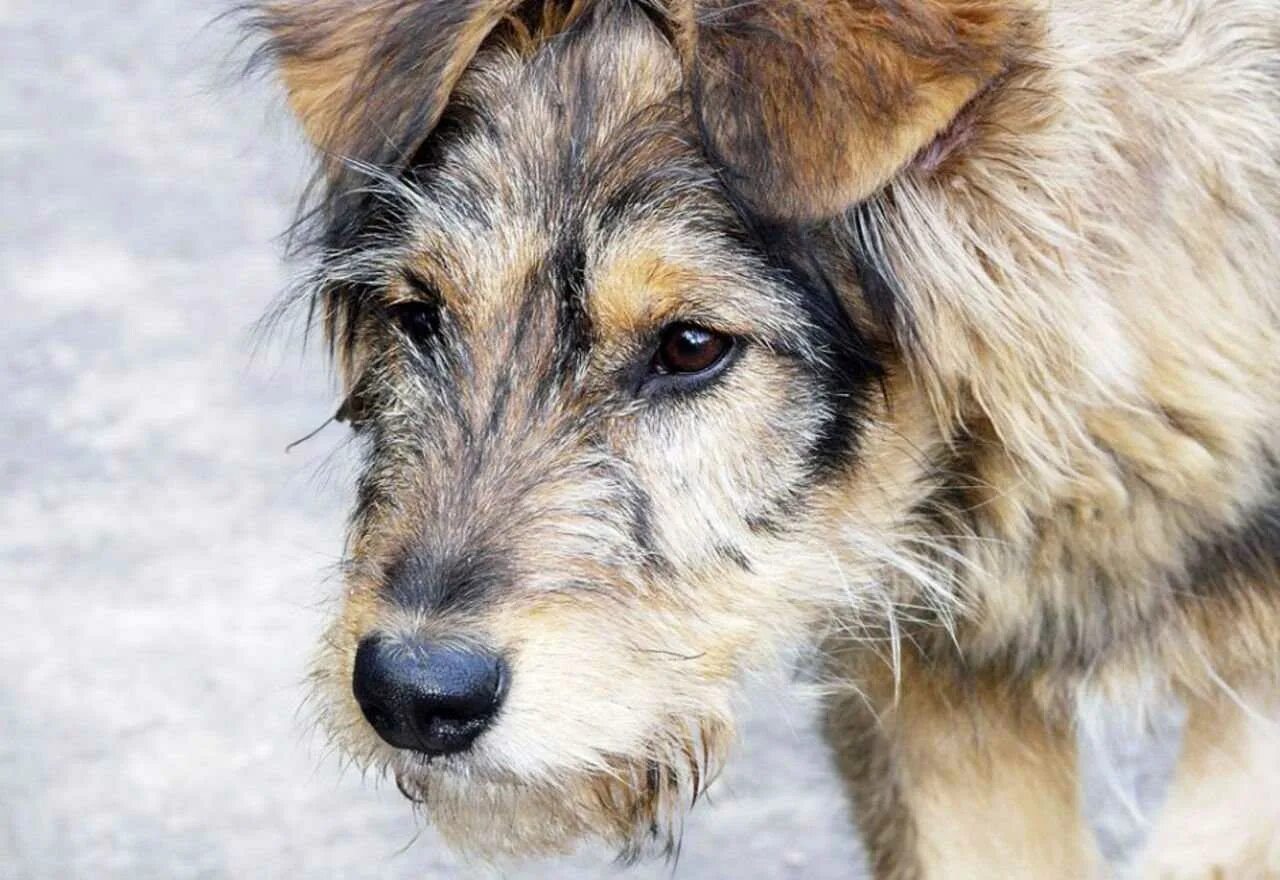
left=352, top=636, right=506, bottom=756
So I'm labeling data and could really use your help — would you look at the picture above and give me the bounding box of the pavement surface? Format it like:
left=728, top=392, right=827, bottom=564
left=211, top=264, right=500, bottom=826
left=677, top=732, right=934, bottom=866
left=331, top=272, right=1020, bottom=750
left=1, top=4, right=1181, bottom=878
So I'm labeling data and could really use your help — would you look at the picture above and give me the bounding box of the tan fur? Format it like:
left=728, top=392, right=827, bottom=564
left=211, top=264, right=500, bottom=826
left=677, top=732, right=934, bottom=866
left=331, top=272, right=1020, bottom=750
left=828, top=651, right=1105, bottom=880
left=1137, top=686, right=1280, bottom=879
left=685, top=0, right=1016, bottom=219
left=1141, top=690, right=1280, bottom=874
left=260, top=0, right=526, bottom=174
left=811, top=4, right=1280, bottom=872
left=253, top=0, right=1280, bottom=874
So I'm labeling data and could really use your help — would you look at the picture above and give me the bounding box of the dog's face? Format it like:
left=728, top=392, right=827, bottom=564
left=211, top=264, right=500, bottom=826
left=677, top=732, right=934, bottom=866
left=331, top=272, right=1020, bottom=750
left=257, top=0, right=1010, bottom=858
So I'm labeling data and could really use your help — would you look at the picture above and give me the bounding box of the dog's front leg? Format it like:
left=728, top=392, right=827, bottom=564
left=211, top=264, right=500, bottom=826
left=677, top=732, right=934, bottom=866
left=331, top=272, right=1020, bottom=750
left=1135, top=682, right=1280, bottom=880
left=824, top=651, right=1104, bottom=880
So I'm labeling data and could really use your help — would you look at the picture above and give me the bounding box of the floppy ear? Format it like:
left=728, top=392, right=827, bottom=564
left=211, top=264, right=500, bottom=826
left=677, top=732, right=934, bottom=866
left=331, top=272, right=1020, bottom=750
left=254, top=1, right=523, bottom=177
left=683, top=0, right=1013, bottom=220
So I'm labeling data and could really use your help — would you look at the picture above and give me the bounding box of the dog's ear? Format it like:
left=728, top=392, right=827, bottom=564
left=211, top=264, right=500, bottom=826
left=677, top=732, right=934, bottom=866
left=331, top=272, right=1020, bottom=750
left=680, top=0, right=1013, bottom=220
left=253, top=1, right=523, bottom=177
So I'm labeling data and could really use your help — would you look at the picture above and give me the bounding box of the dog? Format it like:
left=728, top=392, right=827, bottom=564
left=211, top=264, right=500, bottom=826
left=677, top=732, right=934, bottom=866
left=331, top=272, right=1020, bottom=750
left=249, top=1, right=1280, bottom=876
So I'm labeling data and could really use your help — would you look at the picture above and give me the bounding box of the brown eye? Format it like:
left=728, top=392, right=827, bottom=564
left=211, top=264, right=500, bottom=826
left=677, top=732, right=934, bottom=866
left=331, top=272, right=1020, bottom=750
left=653, top=323, right=732, bottom=375
left=388, top=300, right=440, bottom=342
left=389, top=270, right=443, bottom=343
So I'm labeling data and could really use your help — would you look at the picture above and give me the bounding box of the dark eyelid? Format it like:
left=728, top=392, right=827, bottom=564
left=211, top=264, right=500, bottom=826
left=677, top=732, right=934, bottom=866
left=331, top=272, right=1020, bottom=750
left=402, top=268, right=441, bottom=302
left=386, top=271, right=444, bottom=344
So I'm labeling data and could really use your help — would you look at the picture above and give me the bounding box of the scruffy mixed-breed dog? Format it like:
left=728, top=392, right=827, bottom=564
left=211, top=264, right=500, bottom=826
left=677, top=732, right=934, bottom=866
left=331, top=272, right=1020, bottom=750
left=249, top=0, right=1280, bottom=876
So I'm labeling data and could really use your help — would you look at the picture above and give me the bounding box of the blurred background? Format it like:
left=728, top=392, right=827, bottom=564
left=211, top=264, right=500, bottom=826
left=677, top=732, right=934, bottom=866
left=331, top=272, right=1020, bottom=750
left=1, top=3, right=1179, bottom=877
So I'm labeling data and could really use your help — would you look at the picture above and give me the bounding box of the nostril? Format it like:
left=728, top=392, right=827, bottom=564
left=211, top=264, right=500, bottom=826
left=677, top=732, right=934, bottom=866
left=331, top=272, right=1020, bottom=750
left=352, top=635, right=506, bottom=757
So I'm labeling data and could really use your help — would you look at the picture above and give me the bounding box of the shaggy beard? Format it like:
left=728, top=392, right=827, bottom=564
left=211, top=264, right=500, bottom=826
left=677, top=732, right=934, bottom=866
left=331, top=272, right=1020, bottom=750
left=388, top=718, right=733, bottom=861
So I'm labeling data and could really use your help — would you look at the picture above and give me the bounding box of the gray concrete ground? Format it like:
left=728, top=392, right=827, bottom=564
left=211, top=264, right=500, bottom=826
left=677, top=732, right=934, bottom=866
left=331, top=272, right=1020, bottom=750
left=1, top=4, right=1179, bottom=878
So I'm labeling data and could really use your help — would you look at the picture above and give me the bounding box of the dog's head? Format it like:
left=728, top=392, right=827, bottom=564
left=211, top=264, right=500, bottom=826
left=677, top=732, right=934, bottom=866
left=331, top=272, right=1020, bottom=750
left=254, top=0, right=1013, bottom=858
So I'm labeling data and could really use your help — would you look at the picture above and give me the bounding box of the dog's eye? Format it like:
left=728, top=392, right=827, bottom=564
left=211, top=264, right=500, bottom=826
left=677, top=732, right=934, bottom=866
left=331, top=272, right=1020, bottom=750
left=388, top=300, right=440, bottom=342
left=652, top=323, right=733, bottom=376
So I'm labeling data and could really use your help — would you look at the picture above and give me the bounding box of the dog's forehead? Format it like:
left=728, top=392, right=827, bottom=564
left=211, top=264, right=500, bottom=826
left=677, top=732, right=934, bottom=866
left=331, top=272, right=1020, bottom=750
left=396, top=11, right=741, bottom=328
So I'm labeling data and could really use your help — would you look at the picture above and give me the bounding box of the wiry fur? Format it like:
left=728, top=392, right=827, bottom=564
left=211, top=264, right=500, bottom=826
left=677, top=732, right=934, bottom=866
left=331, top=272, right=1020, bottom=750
left=250, top=0, right=1280, bottom=876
